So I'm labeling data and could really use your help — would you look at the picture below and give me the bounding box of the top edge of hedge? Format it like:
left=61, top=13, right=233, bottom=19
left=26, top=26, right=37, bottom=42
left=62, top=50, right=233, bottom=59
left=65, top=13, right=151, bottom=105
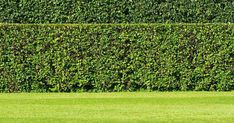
left=0, top=0, right=233, bottom=23
left=0, top=23, right=234, bottom=27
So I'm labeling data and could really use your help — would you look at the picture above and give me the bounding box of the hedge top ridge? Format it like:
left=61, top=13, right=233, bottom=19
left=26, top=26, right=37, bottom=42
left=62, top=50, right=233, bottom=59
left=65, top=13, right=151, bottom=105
left=0, top=0, right=233, bottom=24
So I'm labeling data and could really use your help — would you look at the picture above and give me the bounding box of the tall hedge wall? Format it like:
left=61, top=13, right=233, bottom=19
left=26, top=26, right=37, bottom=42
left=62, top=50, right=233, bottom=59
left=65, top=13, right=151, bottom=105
left=0, top=0, right=233, bottom=23
left=0, top=24, right=233, bottom=92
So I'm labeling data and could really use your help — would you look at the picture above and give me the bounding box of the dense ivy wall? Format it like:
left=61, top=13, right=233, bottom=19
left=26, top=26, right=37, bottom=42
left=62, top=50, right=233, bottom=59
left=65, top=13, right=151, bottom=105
left=0, top=24, right=233, bottom=92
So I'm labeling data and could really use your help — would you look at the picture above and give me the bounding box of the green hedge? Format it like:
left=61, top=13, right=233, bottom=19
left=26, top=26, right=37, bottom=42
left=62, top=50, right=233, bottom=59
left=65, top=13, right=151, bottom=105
left=0, top=0, right=233, bottom=23
left=0, top=24, right=233, bottom=92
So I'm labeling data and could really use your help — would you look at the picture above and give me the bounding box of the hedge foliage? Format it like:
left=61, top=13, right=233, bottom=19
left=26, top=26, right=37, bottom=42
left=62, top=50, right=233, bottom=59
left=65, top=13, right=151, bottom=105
left=0, top=0, right=233, bottom=23
left=0, top=24, right=233, bottom=92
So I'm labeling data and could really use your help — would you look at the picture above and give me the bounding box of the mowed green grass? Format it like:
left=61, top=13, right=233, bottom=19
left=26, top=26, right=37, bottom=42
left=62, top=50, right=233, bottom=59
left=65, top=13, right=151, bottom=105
left=0, top=92, right=234, bottom=123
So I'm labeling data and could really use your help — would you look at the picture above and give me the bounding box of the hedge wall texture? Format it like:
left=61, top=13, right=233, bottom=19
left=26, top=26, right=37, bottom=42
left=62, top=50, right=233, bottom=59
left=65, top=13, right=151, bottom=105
left=0, top=0, right=233, bottom=23
left=0, top=24, right=234, bottom=92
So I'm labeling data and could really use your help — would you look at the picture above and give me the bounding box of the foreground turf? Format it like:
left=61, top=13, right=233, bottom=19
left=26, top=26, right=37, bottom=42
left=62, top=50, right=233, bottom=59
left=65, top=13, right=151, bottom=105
left=0, top=92, right=234, bottom=123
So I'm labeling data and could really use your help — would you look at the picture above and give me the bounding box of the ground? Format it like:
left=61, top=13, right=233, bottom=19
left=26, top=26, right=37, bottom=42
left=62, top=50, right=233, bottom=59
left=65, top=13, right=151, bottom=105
left=0, top=92, right=234, bottom=123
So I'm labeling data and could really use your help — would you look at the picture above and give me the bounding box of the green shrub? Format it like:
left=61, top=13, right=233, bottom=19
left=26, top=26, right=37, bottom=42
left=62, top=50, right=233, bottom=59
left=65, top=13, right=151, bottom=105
left=0, top=24, right=233, bottom=92
left=0, top=0, right=233, bottom=23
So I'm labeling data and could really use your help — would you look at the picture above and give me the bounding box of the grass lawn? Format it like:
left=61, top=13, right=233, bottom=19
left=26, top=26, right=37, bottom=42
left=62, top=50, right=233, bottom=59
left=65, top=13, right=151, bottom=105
left=0, top=92, right=234, bottom=123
